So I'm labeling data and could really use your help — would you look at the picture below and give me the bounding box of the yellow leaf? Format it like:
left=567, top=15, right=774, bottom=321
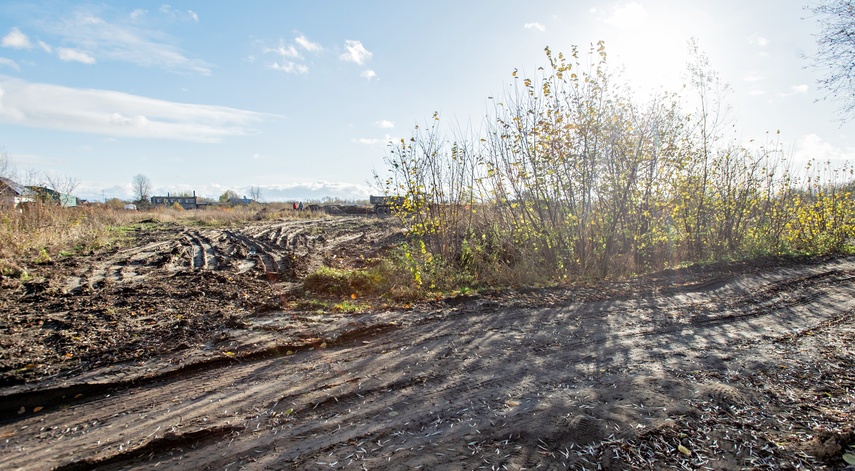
left=677, top=445, right=691, bottom=456
left=286, top=350, right=295, bottom=355
left=319, top=342, right=327, bottom=349
left=224, top=351, right=235, bottom=357
left=33, top=406, right=43, bottom=413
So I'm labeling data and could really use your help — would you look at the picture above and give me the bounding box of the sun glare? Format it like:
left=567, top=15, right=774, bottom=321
left=602, top=2, right=698, bottom=94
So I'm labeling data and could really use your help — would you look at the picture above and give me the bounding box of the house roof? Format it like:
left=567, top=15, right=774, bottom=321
left=0, top=177, right=26, bottom=196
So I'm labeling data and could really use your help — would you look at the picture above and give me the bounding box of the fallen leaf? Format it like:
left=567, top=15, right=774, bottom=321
left=286, top=350, right=295, bottom=355
left=18, top=406, right=25, bottom=415
left=319, top=342, right=327, bottom=349
left=677, top=444, right=691, bottom=456
left=388, top=411, right=398, bottom=417
left=33, top=406, right=43, bottom=413
left=224, top=351, right=235, bottom=357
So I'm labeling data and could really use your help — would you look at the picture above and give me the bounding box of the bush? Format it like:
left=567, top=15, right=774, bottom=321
left=376, top=44, right=855, bottom=290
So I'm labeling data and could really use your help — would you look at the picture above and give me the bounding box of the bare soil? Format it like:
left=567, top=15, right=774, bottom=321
left=0, top=215, right=853, bottom=470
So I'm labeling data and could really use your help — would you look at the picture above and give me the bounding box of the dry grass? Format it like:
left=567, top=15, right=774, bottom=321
left=145, top=203, right=319, bottom=226
left=0, top=202, right=320, bottom=277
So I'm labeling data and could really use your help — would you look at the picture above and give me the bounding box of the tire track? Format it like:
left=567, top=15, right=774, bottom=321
left=224, top=230, right=280, bottom=275
left=181, top=231, right=206, bottom=269
left=7, top=241, right=854, bottom=469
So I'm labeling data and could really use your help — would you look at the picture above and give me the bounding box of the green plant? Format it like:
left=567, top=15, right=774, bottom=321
left=35, top=247, right=51, bottom=264
left=333, top=300, right=368, bottom=313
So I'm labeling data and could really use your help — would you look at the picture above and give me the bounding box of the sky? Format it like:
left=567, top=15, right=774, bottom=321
left=0, top=0, right=850, bottom=202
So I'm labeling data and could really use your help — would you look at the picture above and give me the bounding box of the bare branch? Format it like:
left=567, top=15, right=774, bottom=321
left=132, top=174, right=152, bottom=203
left=808, top=0, right=855, bottom=120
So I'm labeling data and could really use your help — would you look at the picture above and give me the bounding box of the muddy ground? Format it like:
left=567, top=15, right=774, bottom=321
left=0, top=215, right=853, bottom=470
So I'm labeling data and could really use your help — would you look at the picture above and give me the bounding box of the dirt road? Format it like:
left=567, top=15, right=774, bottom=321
left=1, top=216, right=853, bottom=469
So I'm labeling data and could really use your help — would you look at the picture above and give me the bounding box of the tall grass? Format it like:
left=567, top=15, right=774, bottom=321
left=0, top=203, right=133, bottom=275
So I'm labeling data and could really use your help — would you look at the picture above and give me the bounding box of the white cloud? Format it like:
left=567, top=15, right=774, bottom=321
left=2, top=28, right=32, bottom=49
left=355, top=137, right=382, bottom=145
left=748, top=89, right=765, bottom=96
left=354, top=135, right=394, bottom=146
left=748, top=33, right=769, bottom=47
left=340, top=40, right=372, bottom=65
left=159, top=5, right=199, bottom=22
left=603, top=2, right=648, bottom=30
left=374, top=120, right=394, bottom=129
left=743, top=73, right=763, bottom=83
left=267, top=40, right=301, bottom=59
left=270, top=61, right=309, bottom=74
left=780, top=84, right=809, bottom=97
left=130, top=9, right=146, bottom=20
left=247, top=181, right=373, bottom=201
left=44, top=9, right=211, bottom=74
left=793, top=133, right=855, bottom=162
left=37, top=40, right=52, bottom=53
left=262, top=35, right=322, bottom=74
left=295, top=34, right=322, bottom=52
left=76, top=179, right=374, bottom=203
left=0, top=58, right=19, bottom=71
left=524, top=22, right=545, bottom=32
left=361, top=69, right=377, bottom=79
left=57, top=47, right=96, bottom=64
left=0, top=76, right=272, bottom=142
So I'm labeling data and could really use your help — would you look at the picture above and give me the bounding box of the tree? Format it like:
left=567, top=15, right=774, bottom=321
left=0, top=147, right=14, bottom=179
left=45, top=171, right=79, bottom=196
left=809, top=0, right=855, bottom=120
left=132, top=174, right=152, bottom=203
left=219, top=190, right=239, bottom=204
left=248, top=186, right=263, bottom=202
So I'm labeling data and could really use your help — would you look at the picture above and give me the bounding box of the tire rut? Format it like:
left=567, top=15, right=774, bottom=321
left=4, top=256, right=855, bottom=470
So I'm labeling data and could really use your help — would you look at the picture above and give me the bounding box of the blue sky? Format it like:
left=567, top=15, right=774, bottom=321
left=0, top=1, right=850, bottom=202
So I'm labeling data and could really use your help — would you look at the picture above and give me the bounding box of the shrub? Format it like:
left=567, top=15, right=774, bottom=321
left=376, top=43, right=855, bottom=290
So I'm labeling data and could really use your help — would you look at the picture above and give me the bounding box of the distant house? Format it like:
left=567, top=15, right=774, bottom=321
left=227, top=196, right=254, bottom=206
left=27, top=186, right=78, bottom=207
left=151, top=191, right=199, bottom=209
left=0, top=177, right=32, bottom=208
